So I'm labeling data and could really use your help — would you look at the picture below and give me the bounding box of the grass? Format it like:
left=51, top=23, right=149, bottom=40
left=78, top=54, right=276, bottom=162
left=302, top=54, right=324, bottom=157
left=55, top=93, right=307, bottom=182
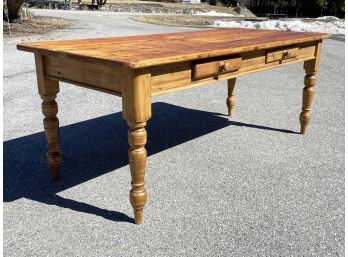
left=131, top=14, right=262, bottom=27
left=73, top=0, right=239, bottom=15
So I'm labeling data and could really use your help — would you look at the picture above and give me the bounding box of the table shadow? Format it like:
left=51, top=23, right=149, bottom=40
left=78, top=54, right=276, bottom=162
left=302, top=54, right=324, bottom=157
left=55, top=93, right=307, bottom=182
left=3, top=102, right=298, bottom=223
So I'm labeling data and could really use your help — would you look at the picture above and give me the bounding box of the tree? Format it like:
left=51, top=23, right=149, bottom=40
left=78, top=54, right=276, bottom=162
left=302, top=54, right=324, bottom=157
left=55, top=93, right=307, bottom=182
left=6, top=0, right=25, bottom=21
left=327, top=0, right=345, bottom=15
left=242, top=0, right=344, bottom=17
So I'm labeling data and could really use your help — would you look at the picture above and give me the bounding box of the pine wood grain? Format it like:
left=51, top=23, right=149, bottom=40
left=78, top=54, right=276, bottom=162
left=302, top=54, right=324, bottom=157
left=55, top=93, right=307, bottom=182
left=17, top=28, right=331, bottom=69
left=45, top=55, right=122, bottom=94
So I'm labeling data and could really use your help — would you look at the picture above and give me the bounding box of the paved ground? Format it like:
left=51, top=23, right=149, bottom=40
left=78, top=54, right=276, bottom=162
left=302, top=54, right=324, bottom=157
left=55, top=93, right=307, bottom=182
left=4, top=9, right=344, bottom=257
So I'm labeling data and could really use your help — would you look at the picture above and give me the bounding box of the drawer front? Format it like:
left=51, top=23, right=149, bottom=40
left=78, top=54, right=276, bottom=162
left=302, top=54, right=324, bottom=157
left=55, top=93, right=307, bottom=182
left=193, top=56, right=242, bottom=80
left=266, top=46, right=299, bottom=63
left=150, top=42, right=317, bottom=96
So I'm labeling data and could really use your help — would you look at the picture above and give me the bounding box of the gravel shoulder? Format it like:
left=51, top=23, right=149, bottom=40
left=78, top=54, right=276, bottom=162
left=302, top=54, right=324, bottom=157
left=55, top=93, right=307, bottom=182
left=3, top=9, right=344, bottom=257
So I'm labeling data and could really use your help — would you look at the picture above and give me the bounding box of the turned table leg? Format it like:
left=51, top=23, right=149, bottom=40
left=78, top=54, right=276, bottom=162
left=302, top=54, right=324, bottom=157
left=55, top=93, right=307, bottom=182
left=300, top=66, right=317, bottom=134
left=128, top=122, right=148, bottom=224
left=41, top=94, right=62, bottom=180
left=227, top=78, right=236, bottom=117
left=122, top=69, right=151, bottom=224
left=35, top=54, right=62, bottom=180
left=300, top=41, right=322, bottom=134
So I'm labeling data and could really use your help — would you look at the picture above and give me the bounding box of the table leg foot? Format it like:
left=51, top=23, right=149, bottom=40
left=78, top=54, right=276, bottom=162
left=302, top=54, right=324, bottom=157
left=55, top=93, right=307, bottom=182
left=50, top=166, right=61, bottom=180
left=41, top=95, right=62, bottom=180
left=227, top=78, right=236, bottom=117
left=128, top=122, right=148, bottom=225
left=134, top=209, right=144, bottom=225
left=300, top=67, right=317, bottom=135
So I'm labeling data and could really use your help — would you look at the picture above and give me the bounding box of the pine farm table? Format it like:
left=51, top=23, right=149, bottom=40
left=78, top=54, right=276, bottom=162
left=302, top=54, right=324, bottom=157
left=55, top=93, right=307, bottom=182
left=17, top=28, right=331, bottom=224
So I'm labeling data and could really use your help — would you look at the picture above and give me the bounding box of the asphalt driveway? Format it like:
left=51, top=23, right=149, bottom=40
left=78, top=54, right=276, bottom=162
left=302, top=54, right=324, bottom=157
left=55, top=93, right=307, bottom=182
left=3, top=9, right=344, bottom=257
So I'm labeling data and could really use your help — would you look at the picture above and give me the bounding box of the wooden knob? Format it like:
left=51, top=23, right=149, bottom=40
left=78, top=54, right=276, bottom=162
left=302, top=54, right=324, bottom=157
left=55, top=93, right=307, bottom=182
left=224, top=62, right=230, bottom=71
left=283, top=50, right=289, bottom=58
left=219, top=61, right=225, bottom=72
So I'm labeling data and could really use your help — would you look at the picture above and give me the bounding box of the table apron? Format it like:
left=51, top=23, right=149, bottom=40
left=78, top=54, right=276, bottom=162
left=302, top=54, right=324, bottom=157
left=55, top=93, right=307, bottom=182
left=150, top=41, right=318, bottom=96
left=41, top=41, right=318, bottom=98
left=44, top=55, right=123, bottom=96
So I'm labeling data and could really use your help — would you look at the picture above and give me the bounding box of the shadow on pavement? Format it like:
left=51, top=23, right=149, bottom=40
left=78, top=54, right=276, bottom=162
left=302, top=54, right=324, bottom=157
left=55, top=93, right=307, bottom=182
left=4, top=102, right=298, bottom=223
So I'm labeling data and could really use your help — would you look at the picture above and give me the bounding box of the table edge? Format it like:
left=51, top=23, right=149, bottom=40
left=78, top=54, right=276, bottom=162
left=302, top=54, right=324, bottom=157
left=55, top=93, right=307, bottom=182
left=17, top=32, right=331, bottom=69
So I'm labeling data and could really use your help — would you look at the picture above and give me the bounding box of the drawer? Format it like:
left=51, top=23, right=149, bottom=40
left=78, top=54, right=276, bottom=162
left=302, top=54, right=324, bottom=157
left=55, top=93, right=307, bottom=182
left=266, top=46, right=299, bottom=63
left=193, top=56, right=242, bottom=80
left=150, top=42, right=316, bottom=96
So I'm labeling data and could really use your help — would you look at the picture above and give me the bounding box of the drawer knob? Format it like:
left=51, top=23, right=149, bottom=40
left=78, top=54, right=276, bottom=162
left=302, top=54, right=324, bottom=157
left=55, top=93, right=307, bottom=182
left=219, top=61, right=226, bottom=72
left=283, top=50, right=289, bottom=58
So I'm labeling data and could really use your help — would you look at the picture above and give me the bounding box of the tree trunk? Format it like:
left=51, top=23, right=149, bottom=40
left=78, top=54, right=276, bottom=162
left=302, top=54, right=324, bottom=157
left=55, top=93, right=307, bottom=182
left=7, top=0, right=25, bottom=21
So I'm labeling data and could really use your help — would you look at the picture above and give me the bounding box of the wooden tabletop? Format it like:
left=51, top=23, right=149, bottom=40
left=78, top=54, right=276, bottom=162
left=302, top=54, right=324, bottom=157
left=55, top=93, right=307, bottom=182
left=17, top=28, right=331, bottom=69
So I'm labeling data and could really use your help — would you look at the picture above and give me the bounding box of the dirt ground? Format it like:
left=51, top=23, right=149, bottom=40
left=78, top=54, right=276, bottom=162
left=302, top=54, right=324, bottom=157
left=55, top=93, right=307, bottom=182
left=3, top=16, right=70, bottom=37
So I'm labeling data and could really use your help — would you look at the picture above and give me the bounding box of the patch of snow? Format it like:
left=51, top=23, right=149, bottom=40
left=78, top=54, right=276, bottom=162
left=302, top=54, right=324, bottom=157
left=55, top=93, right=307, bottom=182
left=213, top=18, right=345, bottom=34
left=182, top=0, right=201, bottom=3
left=194, top=11, right=234, bottom=17
left=316, top=16, right=340, bottom=21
